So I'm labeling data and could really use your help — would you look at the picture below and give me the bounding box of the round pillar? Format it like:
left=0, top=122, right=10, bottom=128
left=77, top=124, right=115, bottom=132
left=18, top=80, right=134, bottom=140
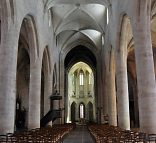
left=0, top=26, right=18, bottom=134
left=132, top=2, right=156, bottom=133
left=28, top=62, right=41, bottom=129
left=108, top=50, right=117, bottom=126
left=116, top=50, right=130, bottom=130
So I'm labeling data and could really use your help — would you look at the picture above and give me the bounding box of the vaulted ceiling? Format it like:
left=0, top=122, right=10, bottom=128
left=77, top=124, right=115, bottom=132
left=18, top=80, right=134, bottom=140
left=44, top=0, right=110, bottom=49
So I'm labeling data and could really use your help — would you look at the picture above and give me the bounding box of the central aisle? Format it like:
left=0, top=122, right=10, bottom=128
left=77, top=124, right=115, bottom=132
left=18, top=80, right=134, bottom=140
left=63, top=125, right=95, bottom=143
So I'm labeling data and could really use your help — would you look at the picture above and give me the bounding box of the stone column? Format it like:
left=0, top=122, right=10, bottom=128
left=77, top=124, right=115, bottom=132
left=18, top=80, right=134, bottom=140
left=76, top=74, right=79, bottom=98
left=86, top=106, right=89, bottom=121
left=45, top=75, right=53, bottom=126
left=103, top=71, right=108, bottom=120
left=132, top=0, right=156, bottom=133
left=96, top=57, right=103, bottom=124
left=116, top=49, right=130, bottom=130
left=85, top=104, right=88, bottom=121
left=67, top=102, right=70, bottom=123
left=0, top=26, right=19, bottom=134
left=108, top=50, right=117, bottom=126
left=44, top=73, right=52, bottom=115
left=60, top=60, right=65, bottom=123
left=76, top=103, right=79, bottom=121
left=93, top=100, right=96, bottom=121
left=28, top=61, right=41, bottom=129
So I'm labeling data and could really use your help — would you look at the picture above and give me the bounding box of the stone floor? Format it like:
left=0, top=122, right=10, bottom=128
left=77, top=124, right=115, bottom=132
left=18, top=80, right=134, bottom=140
left=62, top=125, right=95, bottom=143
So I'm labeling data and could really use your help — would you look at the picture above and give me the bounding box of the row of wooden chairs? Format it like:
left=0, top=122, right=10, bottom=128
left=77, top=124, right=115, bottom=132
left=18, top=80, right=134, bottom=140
left=88, top=124, right=156, bottom=143
left=0, top=123, right=75, bottom=143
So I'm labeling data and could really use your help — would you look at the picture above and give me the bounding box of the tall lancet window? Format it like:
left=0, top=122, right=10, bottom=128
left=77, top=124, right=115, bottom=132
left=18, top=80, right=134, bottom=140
left=79, top=71, right=84, bottom=85
left=80, top=104, right=84, bottom=118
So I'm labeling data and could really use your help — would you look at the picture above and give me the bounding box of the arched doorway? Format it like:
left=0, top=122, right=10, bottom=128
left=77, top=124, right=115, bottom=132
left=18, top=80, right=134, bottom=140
left=87, top=102, right=93, bottom=123
left=16, top=19, right=31, bottom=130
left=64, top=46, right=97, bottom=123
left=16, top=15, right=40, bottom=130
left=67, top=61, right=96, bottom=123
left=71, top=102, right=76, bottom=122
left=116, top=14, right=139, bottom=129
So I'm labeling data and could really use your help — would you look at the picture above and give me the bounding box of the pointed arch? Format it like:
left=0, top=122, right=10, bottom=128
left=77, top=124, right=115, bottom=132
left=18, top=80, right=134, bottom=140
left=118, top=14, right=131, bottom=52
left=20, top=15, right=39, bottom=64
left=87, top=102, right=93, bottom=122
left=71, top=102, right=76, bottom=122
left=15, top=14, right=40, bottom=130
left=40, top=46, right=52, bottom=118
left=151, top=0, right=156, bottom=19
left=42, top=46, right=52, bottom=74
